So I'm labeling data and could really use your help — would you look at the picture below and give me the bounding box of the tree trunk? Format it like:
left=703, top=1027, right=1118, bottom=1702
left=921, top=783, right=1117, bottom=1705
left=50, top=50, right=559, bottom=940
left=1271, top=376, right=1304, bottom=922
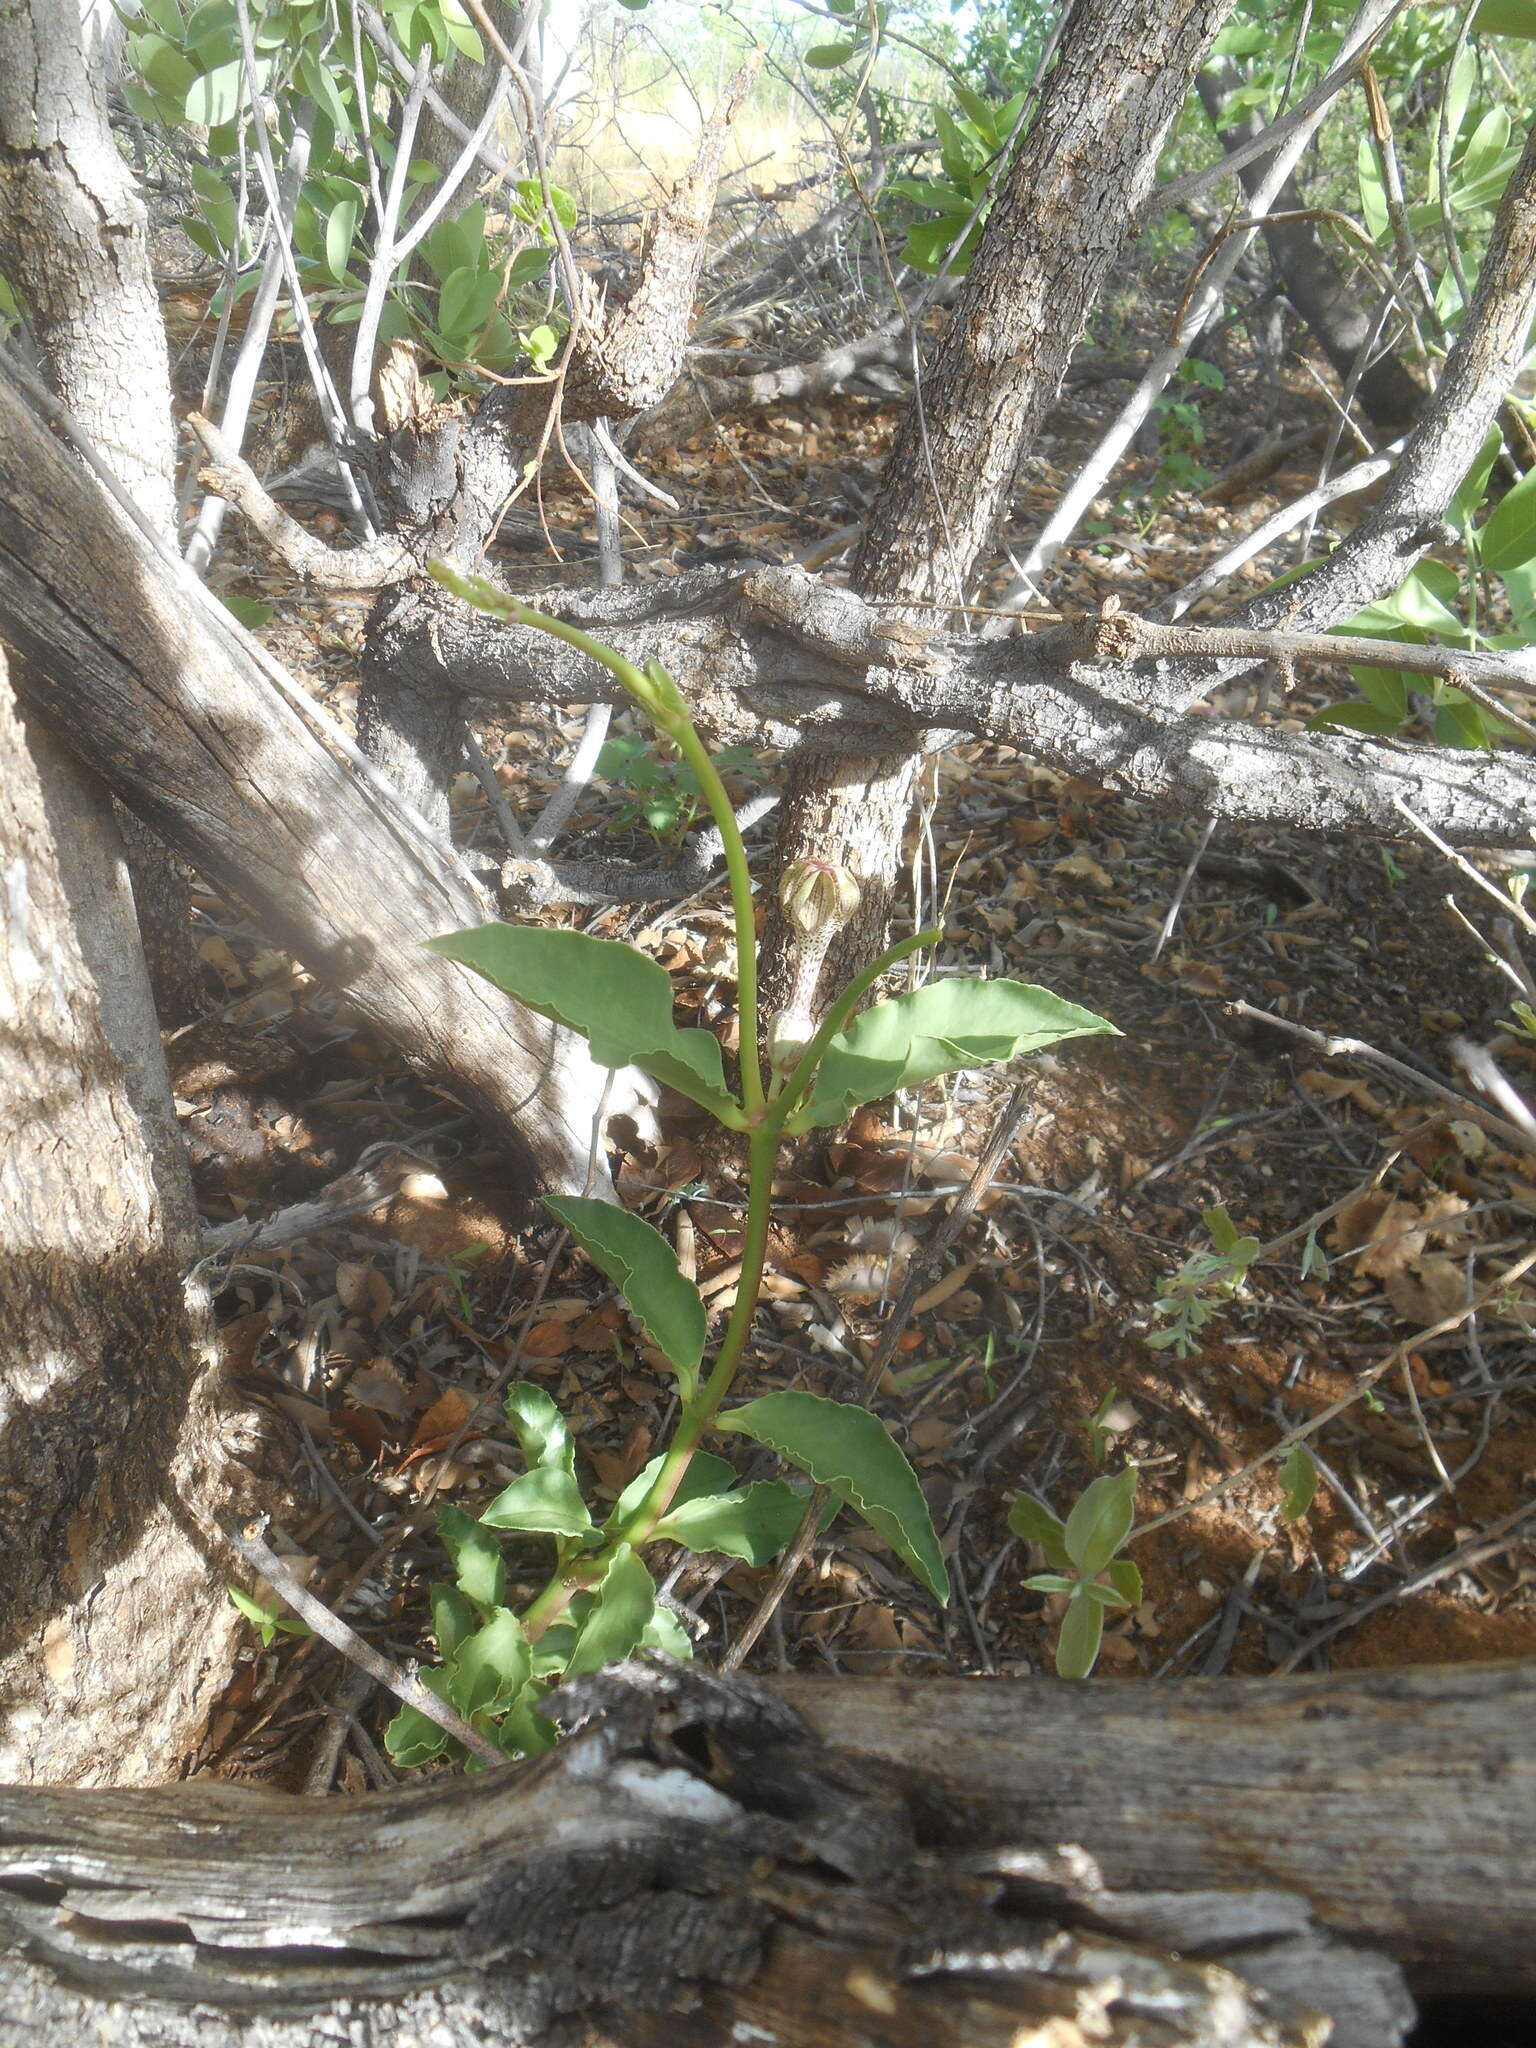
left=0, top=361, right=615, bottom=1195
left=0, top=644, right=239, bottom=1786
left=1196, top=59, right=1424, bottom=433
left=0, top=1660, right=1461, bottom=2048
left=759, top=0, right=1238, bottom=1013
left=0, top=0, right=205, bottom=1033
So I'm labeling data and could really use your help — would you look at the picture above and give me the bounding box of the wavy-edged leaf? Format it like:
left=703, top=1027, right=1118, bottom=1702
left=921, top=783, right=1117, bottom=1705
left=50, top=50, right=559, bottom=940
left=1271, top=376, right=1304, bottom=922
left=479, top=1465, right=594, bottom=1538
left=606, top=1449, right=738, bottom=1531
left=446, top=1608, right=531, bottom=1718
left=654, top=1481, right=809, bottom=1565
left=503, top=1382, right=574, bottom=1477
left=719, top=1392, right=948, bottom=1603
left=641, top=1605, right=694, bottom=1660
left=431, top=1583, right=475, bottom=1661
left=563, top=1546, right=656, bottom=1677
left=428, top=923, right=739, bottom=1118
left=1063, top=1467, right=1137, bottom=1576
left=437, top=1501, right=505, bottom=1615
left=795, top=979, right=1116, bottom=1129
left=545, top=1195, right=705, bottom=1394
left=384, top=1667, right=457, bottom=1767
left=1055, top=1590, right=1106, bottom=1678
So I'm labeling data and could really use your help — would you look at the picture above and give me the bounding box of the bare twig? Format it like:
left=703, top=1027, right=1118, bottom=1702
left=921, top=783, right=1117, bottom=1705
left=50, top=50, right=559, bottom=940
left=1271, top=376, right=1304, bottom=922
left=222, top=1514, right=504, bottom=1765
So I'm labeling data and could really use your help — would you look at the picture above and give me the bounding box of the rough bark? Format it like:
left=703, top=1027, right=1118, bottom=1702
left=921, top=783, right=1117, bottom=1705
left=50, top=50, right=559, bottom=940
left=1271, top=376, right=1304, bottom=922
left=0, top=643, right=239, bottom=1786
left=366, top=562, right=1536, bottom=849
left=0, top=0, right=204, bottom=1028
left=1197, top=58, right=1424, bottom=433
left=760, top=0, right=1238, bottom=1013
left=0, top=361, right=615, bottom=1196
left=0, top=1661, right=1434, bottom=2048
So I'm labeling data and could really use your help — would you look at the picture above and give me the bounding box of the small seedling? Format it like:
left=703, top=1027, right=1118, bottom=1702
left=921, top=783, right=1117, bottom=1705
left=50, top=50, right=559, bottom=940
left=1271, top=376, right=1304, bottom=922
left=228, top=1585, right=310, bottom=1648
left=365, top=563, right=1120, bottom=1766
left=1010, top=1466, right=1140, bottom=1678
left=597, top=733, right=763, bottom=845
left=1146, top=1204, right=1259, bottom=1358
left=1278, top=1444, right=1320, bottom=1522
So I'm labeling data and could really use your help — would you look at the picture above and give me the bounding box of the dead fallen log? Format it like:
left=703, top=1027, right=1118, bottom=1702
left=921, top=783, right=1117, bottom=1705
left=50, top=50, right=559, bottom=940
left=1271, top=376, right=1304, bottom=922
left=0, top=359, right=611, bottom=1194
left=9, top=1658, right=1536, bottom=2048
left=777, top=1659, right=1536, bottom=1999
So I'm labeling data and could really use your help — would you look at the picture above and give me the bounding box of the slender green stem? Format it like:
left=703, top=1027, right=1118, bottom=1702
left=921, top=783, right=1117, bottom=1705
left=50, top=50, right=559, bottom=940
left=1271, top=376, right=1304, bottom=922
left=518, top=1124, right=779, bottom=1642
left=771, top=926, right=941, bottom=1122
left=661, top=717, right=763, bottom=1112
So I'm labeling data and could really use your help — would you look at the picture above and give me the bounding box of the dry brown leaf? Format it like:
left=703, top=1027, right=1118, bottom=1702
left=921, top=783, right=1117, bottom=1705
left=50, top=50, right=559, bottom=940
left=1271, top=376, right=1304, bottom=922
left=522, top=1319, right=573, bottom=1359
left=412, top=1387, right=472, bottom=1448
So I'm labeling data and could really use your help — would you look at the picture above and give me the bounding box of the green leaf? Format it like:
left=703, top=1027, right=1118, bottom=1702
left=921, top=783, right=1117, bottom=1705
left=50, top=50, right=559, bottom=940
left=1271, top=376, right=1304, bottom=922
left=1023, top=1572, right=1079, bottom=1595
left=1055, top=1588, right=1106, bottom=1678
left=227, top=1585, right=308, bottom=1645
left=503, top=1382, right=575, bottom=1476
left=1460, top=105, right=1512, bottom=189
left=445, top=1607, right=530, bottom=1717
left=1062, top=1467, right=1137, bottom=1576
left=806, top=41, right=858, bottom=67
left=384, top=1666, right=456, bottom=1766
left=430, top=1582, right=475, bottom=1660
left=563, top=1546, right=656, bottom=1677
left=719, top=1392, right=948, bottom=1604
left=640, top=1604, right=694, bottom=1660
left=427, top=923, right=740, bottom=1120
left=438, top=265, right=500, bottom=341
left=185, top=58, right=252, bottom=128
left=1007, top=1493, right=1071, bottom=1566
left=796, top=978, right=1116, bottom=1130
left=654, top=1481, right=809, bottom=1565
left=1452, top=423, right=1504, bottom=531
left=1279, top=1444, right=1320, bottom=1523
left=1079, top=1578, right=1133, bottom=1608
left=325, top=194, right=359, bottom=284
left=437, top=1501, right=505, bottom=1614
left=607, top=1449, right=739, bottom=1530
left=1474, top=0, right=1536, bottom=33
left=1104, top=1558, right=1142, bottom=1607
left=544, top=1195, right=705, bottom=1395
left=1481, top=466, right=1536, bottom=573
left=1307, top=698, right=1408, bottom=736
left=1434, top=696, right=1495, bottom=748
left=220, top=592, right=275, bottom=629
left=478, top=1465, right=594, bottom=1539
left=1356, top=135, right=1389, bottom=241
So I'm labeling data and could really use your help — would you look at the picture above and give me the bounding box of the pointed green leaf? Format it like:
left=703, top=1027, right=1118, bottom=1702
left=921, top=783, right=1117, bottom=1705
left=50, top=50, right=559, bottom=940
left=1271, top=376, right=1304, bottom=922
left=428, top=923, right=740, bottom=1119
left=446, top=1607, right=531, bottom=1717
left=479, top=1465, right=594, bottom=1538
left=640, top=1605, right=695, bottom=1660
left=1279, top=1444, right=1320, bottom=1522
left=1023, top=1572, right=1079, bottom=1595
left=545, top=1195, right=705, bottom=1394
left=1063, top=1467, right=1137, bottom=1576
left=719, top=1392, right=948, bottom=1604
left=383, top=1666, right=457, bottom=1766
left=654, top=1481, right=809, bottom=1565
left=503, top=1382, right=574, bottom=1477
left=606, top=1449, right=739, bottom=1530
left=806, top=40, right=858, bottom=66
left=1055, top=1588, right=1106, bottom=1678
left=437, top=1501, right=505, bottom=1615
left=430, top=1583, right=476, bottom=1660
left=1482, top=466, right=1536, bottom=574
left=796, top=979, right=1116, bottom=1129
left=563, top=1546, right=656, bottom=1677
left=1008, top=1494, right=1071, bottom=1565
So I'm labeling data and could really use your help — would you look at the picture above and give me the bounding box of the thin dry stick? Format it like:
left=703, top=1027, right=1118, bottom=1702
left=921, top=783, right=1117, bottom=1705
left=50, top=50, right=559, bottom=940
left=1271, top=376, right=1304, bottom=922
left=223, top=1515, right=503, bottom=1765
left=1273, top=1496, right=1536, bottom=1675
left=1225, top=997, right=1536, bottom=1159
left=1133, top=1243, right=1536, bottom=1542
left=723, top=1083, right=1035, bottom=1672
